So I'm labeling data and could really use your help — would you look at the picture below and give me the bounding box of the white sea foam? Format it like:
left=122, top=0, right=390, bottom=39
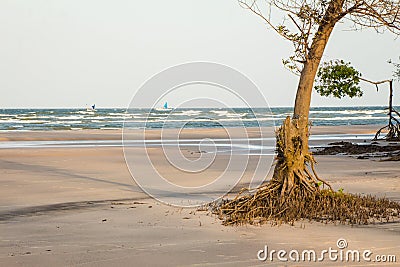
left=311, top=116, right=384, bottom=121
left=309, top=109, right=385, bottom=115
left=171, top=110, right=202, bottom=116
left=211, top=110, right=229, bottom=116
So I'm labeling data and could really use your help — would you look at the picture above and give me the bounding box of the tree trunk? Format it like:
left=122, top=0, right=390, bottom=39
left=293, top=17, right=338, bottom=152
left=271, top=5, right=341, bottom=196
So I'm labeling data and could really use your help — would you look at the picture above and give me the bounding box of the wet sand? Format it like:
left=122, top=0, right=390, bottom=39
left=0, top=126, right=399, bottom=266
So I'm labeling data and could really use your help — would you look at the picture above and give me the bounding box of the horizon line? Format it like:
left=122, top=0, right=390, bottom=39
left=0, top=105, right=395, bottom=109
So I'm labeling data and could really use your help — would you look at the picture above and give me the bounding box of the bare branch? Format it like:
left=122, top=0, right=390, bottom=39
left=359, top=77, right=393, bottom=85
left=359, top=77, right=393, bottom=91
left=238, top=0, right=400, bottom=74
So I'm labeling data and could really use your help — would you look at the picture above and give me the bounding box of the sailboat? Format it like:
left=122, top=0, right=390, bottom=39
left=156, top=102, right=172, bottom=111
left=86, top=104, right=96, bottom=112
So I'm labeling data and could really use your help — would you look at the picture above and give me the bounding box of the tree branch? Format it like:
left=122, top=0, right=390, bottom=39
left=359, top=77, right=393, bottom=91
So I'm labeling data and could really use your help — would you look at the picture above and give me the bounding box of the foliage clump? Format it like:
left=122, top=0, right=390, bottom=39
left=315, top=60, right=363, bottom=98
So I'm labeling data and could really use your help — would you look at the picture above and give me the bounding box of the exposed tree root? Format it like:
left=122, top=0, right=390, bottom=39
left=374, top=121, right=400, bottom=141
left=215, top=187, right=400, bottom=226
left=373, top=105, right=400, bottom=141
left=213, top=117, right=400, bottom=226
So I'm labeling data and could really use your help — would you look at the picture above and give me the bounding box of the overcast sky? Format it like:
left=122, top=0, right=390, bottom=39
left=0, top=0, right=399, bottom=108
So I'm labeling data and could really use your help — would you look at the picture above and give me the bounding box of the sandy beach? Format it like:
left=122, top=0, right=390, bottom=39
left=0, top=126, right=399, bottom=266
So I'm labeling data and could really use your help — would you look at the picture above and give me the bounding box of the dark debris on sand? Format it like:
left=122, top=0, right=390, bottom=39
left=314, top=141, right=400, bottom=160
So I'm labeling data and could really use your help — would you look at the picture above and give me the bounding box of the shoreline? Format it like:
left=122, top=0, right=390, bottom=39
left=0, top=124, right=385, bottom=141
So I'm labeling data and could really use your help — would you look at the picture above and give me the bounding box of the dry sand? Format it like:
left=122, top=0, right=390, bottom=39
left=0, top=126, right=399, bottom=266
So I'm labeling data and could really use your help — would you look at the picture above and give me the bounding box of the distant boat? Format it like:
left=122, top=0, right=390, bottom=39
left=86, top=104, right=96, bottom=112
left=156, top=102, right=172, bottom=111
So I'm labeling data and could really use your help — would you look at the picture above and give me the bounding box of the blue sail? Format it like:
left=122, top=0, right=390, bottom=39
left=163, top=102, right=168, bottom=109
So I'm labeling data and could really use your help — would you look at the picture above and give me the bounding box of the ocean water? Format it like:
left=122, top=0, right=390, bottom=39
left=0, top=106, right=396, bottom=131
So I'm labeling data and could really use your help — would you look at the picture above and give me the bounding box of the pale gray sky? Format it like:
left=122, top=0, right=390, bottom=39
left=0, top=0, right=399, bottom=108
